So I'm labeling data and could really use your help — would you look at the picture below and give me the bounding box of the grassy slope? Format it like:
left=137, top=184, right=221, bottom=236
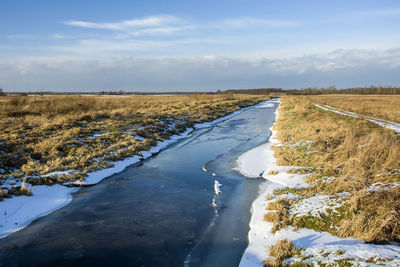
left=0, top=94, right=268, bottom=198
left=264, top=95, right=400, bottom=265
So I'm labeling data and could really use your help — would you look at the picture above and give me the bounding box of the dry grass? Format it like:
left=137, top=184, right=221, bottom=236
left=270, top=95, right=400, bottom=243
left=20, top=177, right=32, bottom=196
left=0, top=94, right=268, bottom=196
left=310, top=94, right=400, bottom=123
left=264, top=198, right=293, bottom=233
left=339, top=187, right=400, bottom=243
left=264, top=239, right=299, bottom=266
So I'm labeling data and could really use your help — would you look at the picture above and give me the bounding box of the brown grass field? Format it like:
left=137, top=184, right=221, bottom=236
left=267, top=95, right=400, bottom=247
left=0, top=94, right=268, bottom=199
left=309, top=94, right=400, bottom=123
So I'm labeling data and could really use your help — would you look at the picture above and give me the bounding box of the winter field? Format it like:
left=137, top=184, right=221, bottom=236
left=1, top=93, right=399, bottom=266
left=239, top=95, right=400, bottom=266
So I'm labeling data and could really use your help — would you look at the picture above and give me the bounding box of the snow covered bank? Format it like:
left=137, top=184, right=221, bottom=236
left=315, top=104, right=400, bottom=134
left=239, top=101, right=400, bottom=266
left=236, top=143, right=272, bottom=178
left=0, top=100, right=271, bottom=239
left=0, top=185, right=78, bottom=239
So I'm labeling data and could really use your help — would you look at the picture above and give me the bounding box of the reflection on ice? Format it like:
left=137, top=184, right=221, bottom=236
left=214, top=180, right=222, bottom=195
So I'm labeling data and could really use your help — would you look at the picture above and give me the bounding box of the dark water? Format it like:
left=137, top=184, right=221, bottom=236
left=0, top=100, right=278, bottom=267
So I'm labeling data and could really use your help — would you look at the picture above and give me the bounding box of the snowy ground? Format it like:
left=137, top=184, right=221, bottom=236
left=239, top=101, right=400, bottom=266
left=0, top=185, right=78, bottom=239
left=315, top=104, right=400, bottom=134
left=0, top=100, right=271, bottom=239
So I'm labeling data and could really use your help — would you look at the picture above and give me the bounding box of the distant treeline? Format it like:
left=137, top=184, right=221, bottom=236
left=97, top=91, right=204, bottom=95
left=285, top=86, right=400, bottom=95
left=2, top=86, right=400, bottom=96
left=3, top=90, right=216, bottom=96
left=221, top=86, right=400, bottom=95
left=221, top=88, right=284, bottom=95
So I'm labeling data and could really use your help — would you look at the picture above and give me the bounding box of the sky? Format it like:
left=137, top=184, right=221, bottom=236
left=1, top=0, right=400, bottom=92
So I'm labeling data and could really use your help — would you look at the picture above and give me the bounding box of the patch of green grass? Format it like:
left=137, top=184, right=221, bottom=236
left=333, top=258, right=354, bottom=267
left=293, top=204, right=352, bottom=234
left=336, top=250, right=345, bottom=256
left=313, top=261, right=328, bottom=267
left=290, top=261, right=308, bottom=267
left=321, top=251, right=331, bottom=257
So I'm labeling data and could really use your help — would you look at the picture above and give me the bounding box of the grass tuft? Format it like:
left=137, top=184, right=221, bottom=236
left=264, top=239, right=299, bottom=266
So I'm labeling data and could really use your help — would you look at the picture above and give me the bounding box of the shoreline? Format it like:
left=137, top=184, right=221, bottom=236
left=0, top=99, right=270, bottom=240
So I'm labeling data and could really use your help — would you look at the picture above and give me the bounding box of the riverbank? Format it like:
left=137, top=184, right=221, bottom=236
left=239, top=96, right=400, bottom=266
left=0, top=97, right=270, bottom=239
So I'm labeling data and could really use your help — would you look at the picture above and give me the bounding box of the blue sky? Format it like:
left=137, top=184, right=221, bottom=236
left=1, top=0, right=400, bottom=91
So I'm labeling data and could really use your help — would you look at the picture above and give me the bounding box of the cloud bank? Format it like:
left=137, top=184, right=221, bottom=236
left=1, top=48, right=399, bottom=92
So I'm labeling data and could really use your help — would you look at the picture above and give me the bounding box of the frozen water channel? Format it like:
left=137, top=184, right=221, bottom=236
left=0, top=100, right=279, bottom=267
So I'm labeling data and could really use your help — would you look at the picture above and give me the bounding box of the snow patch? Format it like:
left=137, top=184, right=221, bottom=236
left=290, top=193, right=348, bottom=217
left=262, top=166, right=309, bottom=189
left=214, top=180, right=222, bottom=195
left=289, top=228, right=400, bottom=266
left=368, top=182, right=400, bottom=192
left=236, top=142, right=272, bottom=178
left=133, top=134, right=145, bottom=141
left=256, top=102, right=275, bottom=108
left=0, top=185, right=77, bottom=239
left=43, top=170, right=77, bottom=177
left=87, top=132, right=108, bottom=139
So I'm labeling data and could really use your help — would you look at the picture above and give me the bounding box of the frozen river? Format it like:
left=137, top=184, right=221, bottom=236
left=0, top=99, right=279, bottom=267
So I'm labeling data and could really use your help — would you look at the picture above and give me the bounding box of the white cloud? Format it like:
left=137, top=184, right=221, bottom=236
left=125, top=25, right=196, bottom=36
left=63, top=15, right=183, bottom=31
left=61, top=15, right=301, bottom=38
